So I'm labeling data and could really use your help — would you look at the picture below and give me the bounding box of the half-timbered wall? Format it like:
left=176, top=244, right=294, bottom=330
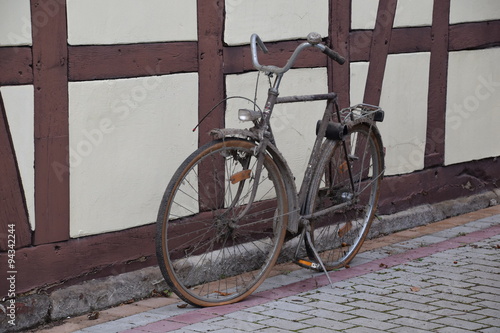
left=0, top=0, right=499, bottom=297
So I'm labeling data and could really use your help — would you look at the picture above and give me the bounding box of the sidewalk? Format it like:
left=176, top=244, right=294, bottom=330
left=33, top=206, right=500, bottom=333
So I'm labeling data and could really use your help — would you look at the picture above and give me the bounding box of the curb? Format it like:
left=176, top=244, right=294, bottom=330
left=1, top=189, right=499, bottom=332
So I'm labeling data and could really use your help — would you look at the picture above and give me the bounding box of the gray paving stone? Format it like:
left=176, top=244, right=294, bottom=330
left=427, top=277, right=477, bottom=288
left=432, top=316, right=488, bottom=331
left=344, top=326, right=387, bottom=333
left=467, top=258, right=500, bottom=268
left=255, top=328, right=292, bottom=333
left=389, top=326, right=432, bottom=333
left=345, top=317, right=400, bottom=331
left=346, top=300, right=396, bottom=312
left=387, top=292, right=436, bottom=304
left=256, top=308, right=312, bottom=321
left=296, top=290, right=351, bottom=303
left=211, top=318, right=266, bottom=331
left=302, top=308, right=356, bottom=322
left=429, top=299, right=481, bottom=312
left=480, top=328, right=500, bottom=333
left=300, top=327, right=343, bottom=333
left=346, top=308, right=398, bottom=321
left=347, top=283, right=397, bottom=295
left=257, top=317, right=311, bottom=331
left=437, top=327, right=482, bottom=333
left=467, top=277, right=500, bottom=288
left=469, top=262, right=500, bottom=274
left=389, top=299, right=439, bottom=312
left=472, top=307, right=500, bottom=319
left=471, top=285, right=500, bottom=295
left=345, top=291, right=398, bottom=304
left=389, top=308, right=440, bottom=321
left=302, top=299, right=355, bottom=312
left=178, top=321, right=225, bottom=332
left=224, top=310, right=271, bottom=323
left=262, top=300, right=314, bottom=313
left=427, top=291, right=484, bottom=304
left=471, top=292, right=500, bottom=301
left=301, top=316, right=355, bottom=330
left=477, top=316, right=500, bottom=328
left=430, top=308, right=486, bottom=321
left=390, top=317, right=444, bottom=331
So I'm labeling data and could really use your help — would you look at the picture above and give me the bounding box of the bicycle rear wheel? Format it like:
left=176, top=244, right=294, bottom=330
left=156, top=138, right=288, bottom=306
left=306, top=123, right=384, bottom=270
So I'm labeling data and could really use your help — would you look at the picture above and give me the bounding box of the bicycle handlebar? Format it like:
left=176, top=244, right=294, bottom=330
left=250, top=32, right=345, bottom=75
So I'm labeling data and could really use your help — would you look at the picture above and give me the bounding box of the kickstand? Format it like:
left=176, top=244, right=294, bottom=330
left=293, top=222, right=334, bottom=287
left=305, top=230, right=334, bottom=287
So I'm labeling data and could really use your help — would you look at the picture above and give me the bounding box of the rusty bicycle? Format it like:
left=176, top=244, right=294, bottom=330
left=156, top=32, right=385, bottom=307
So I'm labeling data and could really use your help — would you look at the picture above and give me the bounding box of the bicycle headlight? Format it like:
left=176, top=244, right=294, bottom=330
left=238, top=109, right=261, bottom=122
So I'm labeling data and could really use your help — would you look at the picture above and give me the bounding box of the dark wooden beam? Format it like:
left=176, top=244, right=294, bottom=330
left=0, top=47, right=33, bottom=85
left=196, top=0, right=225, bottom=145
left=68, top=42, right=199, bottom=81
left=425, top=0, right=450, bottom=168
left=363, top=0, right=398, bottom=105
left=31, top=0, right=70, bottom=244
left=449, top=20, right=500, bottom=51
left=329, top=0, right=351, bottom=108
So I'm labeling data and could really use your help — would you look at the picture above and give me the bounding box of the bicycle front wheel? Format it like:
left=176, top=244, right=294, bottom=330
left=306, top=123, right=384, bottom=270
left=156, top=138, right=288, bottom=306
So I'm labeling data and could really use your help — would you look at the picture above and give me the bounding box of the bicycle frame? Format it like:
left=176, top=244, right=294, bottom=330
left=210, top=32, right=384, bottom=235
left=256, top=80, right=355, bottom=229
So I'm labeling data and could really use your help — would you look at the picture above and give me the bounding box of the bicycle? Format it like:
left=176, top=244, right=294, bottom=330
left=156, top=32, right=385, bottom=307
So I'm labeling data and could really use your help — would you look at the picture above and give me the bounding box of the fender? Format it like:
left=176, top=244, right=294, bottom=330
left=210, top=128, right=301, bottom=233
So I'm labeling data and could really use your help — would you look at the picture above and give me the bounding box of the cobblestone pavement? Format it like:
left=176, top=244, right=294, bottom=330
left=34, top=207, right=500, bottom=333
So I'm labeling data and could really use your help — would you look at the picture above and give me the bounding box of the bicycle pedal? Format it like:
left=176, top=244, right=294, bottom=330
left=294, top=258, right=321, bottom=271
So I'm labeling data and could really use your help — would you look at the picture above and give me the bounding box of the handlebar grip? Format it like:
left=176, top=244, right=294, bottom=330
left=322, top=46, right=346, bottom=65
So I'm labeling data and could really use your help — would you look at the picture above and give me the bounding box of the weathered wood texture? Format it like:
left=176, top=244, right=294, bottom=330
left=31, top=0, right=70, bottom=244
left=68, top=42, right=199, bottom=81
left=329, top=0, right=351, bottom=108
left=197, top=0, right=225, bottom=147
left=425, top=0, right=450, bottom=167
left=363, top=0, right=398, bottom=105
left=0, top=47, right=33, bottom=85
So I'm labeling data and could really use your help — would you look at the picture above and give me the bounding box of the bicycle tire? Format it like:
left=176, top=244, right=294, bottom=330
left=306, top=123, right=384, bottom=270
left=156, top=138, right=288, bottom=306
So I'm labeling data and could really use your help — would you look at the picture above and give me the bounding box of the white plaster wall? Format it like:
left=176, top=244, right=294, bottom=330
left=69, top=73, right=198, bottom=237
left=0, top=85, right=35, bottom=229
left=450, top=0, right=500, bottom=24
left=226, top=68, right=328, bottom=187
left=350, top=53, right=431, bottom=176
left=66, top=0, right=197, bottom=45
left=0, top=0, right=32, bottom=46
left=351, top=0, right=433, bottom=30
left=445, top=47, right=500, bottom=166
left=224, top=0, right=328, bottom=45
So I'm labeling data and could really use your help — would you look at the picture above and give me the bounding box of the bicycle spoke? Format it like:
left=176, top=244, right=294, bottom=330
left=157, top=139, right=287, bottom=306
left=306, top=123, right=383, bottom=270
